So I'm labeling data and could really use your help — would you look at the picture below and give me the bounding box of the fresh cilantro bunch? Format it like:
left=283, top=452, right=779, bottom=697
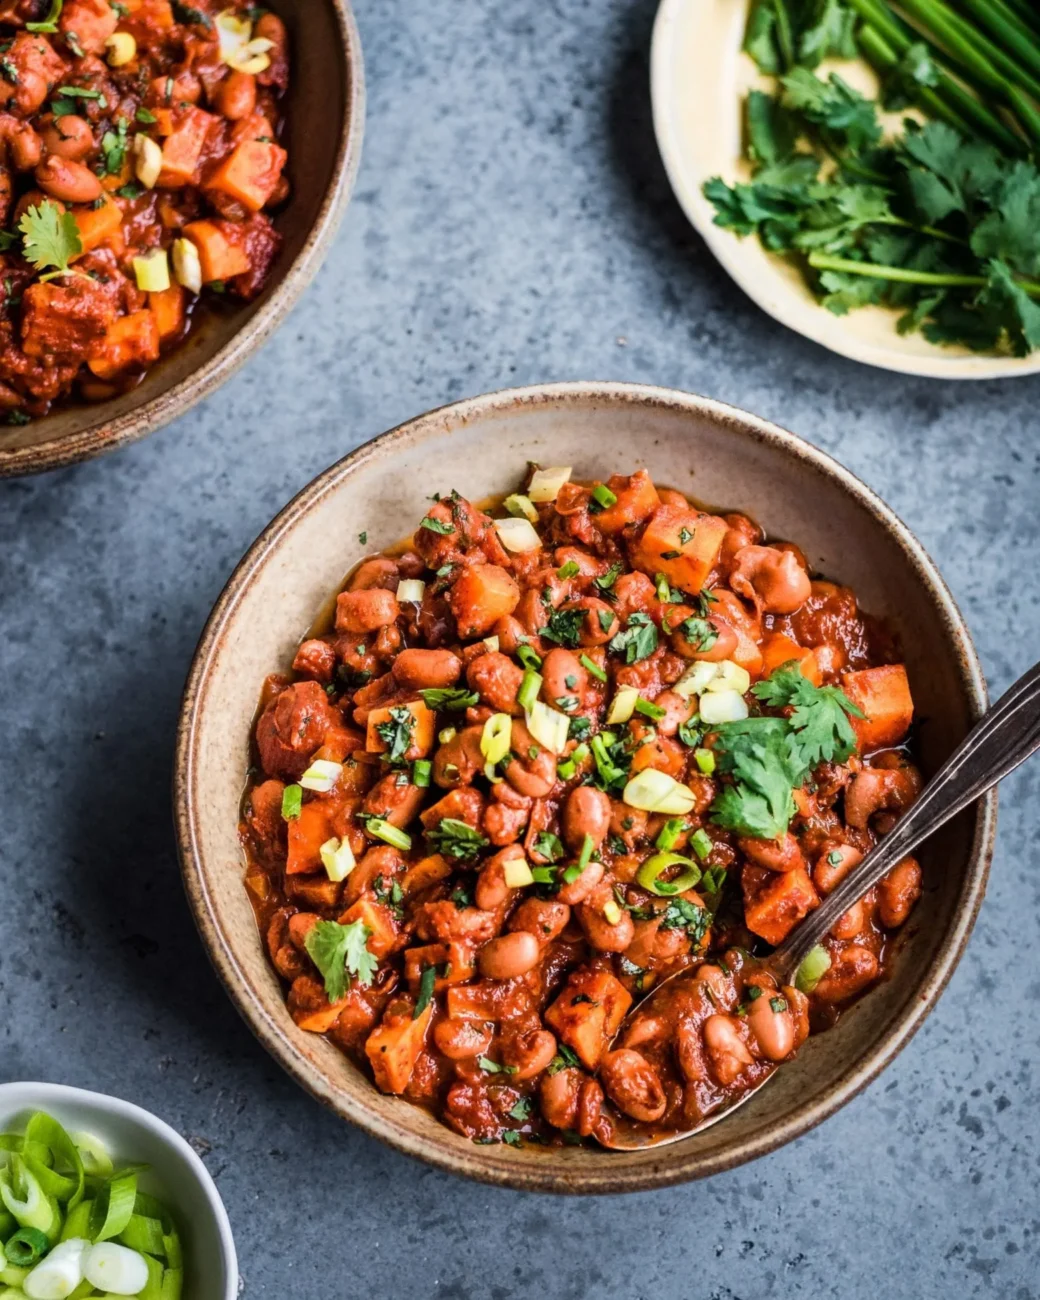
left=708, top=664, right=863, bottom=840
left=706, top=0, right=1040, bottom=357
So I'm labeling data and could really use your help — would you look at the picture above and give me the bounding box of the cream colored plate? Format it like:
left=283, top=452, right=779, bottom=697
left=650, top=0, right=1040, bottom=379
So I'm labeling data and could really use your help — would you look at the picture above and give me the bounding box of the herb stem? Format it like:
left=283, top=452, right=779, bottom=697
left=807, top=251, right=1040, bottom=296
left=957, top=0, right=1040, bottom=74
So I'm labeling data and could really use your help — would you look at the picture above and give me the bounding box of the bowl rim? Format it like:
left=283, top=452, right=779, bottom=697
left=649, top=0, right=1040, bottom=381
left=173, top=380, right=997, bottom=1193
left=0, top=1080, right=238, bottom=1298
left=0, top=0, right=366, bottom=480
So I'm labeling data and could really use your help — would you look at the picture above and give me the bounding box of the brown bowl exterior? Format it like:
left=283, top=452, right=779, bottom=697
left=0, top=0, right=364, bottom=479
left=174, top=382, right=995, bottom=1193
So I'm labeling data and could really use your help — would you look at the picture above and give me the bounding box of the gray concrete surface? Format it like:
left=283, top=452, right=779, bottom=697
left=2, top=0, right=1039, bottom=1295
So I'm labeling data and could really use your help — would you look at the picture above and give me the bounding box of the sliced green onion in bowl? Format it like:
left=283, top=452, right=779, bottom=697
left=503, top=857, right=535, bottom=888
left=636, top=851, right=702, bottom=896
left=23, top=1236, right=88, bottom=1299
left=655, top=818, right=687, bottom=852
left=525, top=700, right=570, bottom=755
left=693, top=747, right=715, bottom=775
left=606, top=685, right=638, bottom=725
left=412, top=758, right=432, bottom=788
left=299, top=759, right=342, bottom=793
left=504, top=493, right=538, bottom=522
left=395, top=578, right=426, bottom=603
left=83, top=1240, right=150, bottom=1296
left=704, top=660, right=751, bottom=695
left=516, top=643, right=542, bottom=671
left=363, top=819, right=412, bottom=851
left=438, top=726, right=457, bottom=745
left=319, top=836, right=356, bottom=883
left=623, top=769, right=697, bottom=815
left=579, top=653, right=606, bottom=683
left=3, top=1228, right=49, bottom=1268
left=494, top=517, right=542, bottom=553
left=698, top=689, right=749, bottom=724
left=634, top=696, right=665, bottom=721
left=690, top=828, right=713, bottom=861
left=527, top=466, right=572, bottom=502
left=674, top=660, right=720, bottom=700
left=795, top=944, right=832, bottom=994
left=517, top=669, right=542, bottom=713
left=483, top=635, right=500, bottom=652
left=556, top=742, right=589, bottom=780
left=590, top=483, right=617, bottom=509
left=480, top=713, right=512, bottom=768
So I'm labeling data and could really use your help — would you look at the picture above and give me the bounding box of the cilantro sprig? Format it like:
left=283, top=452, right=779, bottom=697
left=707, top=662, right=864, bottom=841
left=304, top=919, right=378, bottom=1003
left=19, top=202, right=83, bottom=283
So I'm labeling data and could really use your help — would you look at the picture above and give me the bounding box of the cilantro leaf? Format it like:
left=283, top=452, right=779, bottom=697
left=709, top=718, right=800, bottom=841
left=19, top=202, right=82, bottom=282
left=780, top=69, right=881, bottom=155
left=751, top=663, right=864, bottom=768
left=375, top=704, right=415, bottom=764
left=540, top=605, right=584, bottom=648
left=608, top=612, right=658, bottom=664
left=420, top=687, right=479, bottom=711
left=304, top=919, right=378, bottom=1003
left=426, top=817, right=489, bottom=861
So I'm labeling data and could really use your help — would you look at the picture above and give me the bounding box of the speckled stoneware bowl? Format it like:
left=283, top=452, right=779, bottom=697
left=0, top=0, right=364, bottom=479
left=174, top=382, right=996, bottom=1193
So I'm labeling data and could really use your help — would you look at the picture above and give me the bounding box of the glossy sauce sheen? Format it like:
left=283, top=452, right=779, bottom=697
left=0, top=0, right=289, bottom=420
left=240, top=471, right=923, bottom=1148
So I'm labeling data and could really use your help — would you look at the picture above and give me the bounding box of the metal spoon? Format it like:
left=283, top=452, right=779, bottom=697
left=599, top=659, right=1040, bottom=1150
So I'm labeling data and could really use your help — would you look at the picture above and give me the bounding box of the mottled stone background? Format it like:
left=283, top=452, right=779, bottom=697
left=2, top=0, right=1038, bottom=1295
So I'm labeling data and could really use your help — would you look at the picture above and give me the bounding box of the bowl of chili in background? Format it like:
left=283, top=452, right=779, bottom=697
left=0, top=0, right=364, bottom=479
left=174, top=382, right=995, bottom=1193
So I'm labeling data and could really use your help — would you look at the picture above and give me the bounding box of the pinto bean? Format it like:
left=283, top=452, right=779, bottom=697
left=738, top=832, right=806, bottom=873
left=508, top=897, right=571, bottom=944
left=393, top=647, right=462, bottom=691
left=504, top=720, right=556, bottom=798
left=600, top=1049, right=667, bottom=1123
left=703, top=1014, right=754, bottom=1085
left=813, top=843, right=863, bottom=894
left=336, top=587, right=400, bottom=634
left=719, top=512, right=763, bottom=569
left=555, top=858, right=604, bottom=906
left=830, top=900, right=867, bottom=940
left=501, top=1027, right=557, bottom=1080
left=479, top=930, right=541, bottom=980
left=812, top=944, right=879, bottom=1003
left=40, top=113, right=90, bottom=162
left=292, top=638, right=336, bottom=683
left=35, top=155, right=101, bottom=203
left=287, top=911, right=319, bottom=950
left=746, top=987, right=796, bottom=1061
left=0, top=116, right=41, bottom=169
left=671, top=614, right=739, bottom=662
left=576, top=597, right=619, bottom=645
left=729, top=545, right=811, bottom=615
left=475, top=846, right=527, bottom=910
left=433, top=724, right=485, bottom=788
left=562, top=785, right=612, bottom=853
left=342, top=845, right=403, bottom=908
left=541, top=648, right=587, bottom=708
left=434, top=1018, right=493, bottom=1060
left=216, top=69, right=257, bottom=119
left=349, top=557, right=398, bottom=590
left=653, top=690, right=697, bottom=737
left=466, top=650, right=524, bottom=713
left=363, top=773, right=424, bottom=828
left=540, top=1067, right=581, bottom=1129
left=577, top=883, right=635, bottom=952
left=845, top=764, right=922, bottom=829
left=694, top=963, right=735, bottom=1008
left=878, top=856, right=922, bottom=928
left=255, top=680, right=335, bottom=780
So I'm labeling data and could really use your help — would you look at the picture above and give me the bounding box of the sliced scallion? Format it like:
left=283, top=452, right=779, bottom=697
left=517, top=669, right=542, bottom=713
left=636, top=851, right=701, bottom=896
left=579, top=654, right=606, bottom=683
left=364, top=819, right=412, bottom=851
left=655, top=818, right=687, bottom=852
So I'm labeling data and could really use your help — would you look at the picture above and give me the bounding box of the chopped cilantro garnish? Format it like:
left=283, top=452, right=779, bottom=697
left=420, top=687, right=479, bottom=710
left=375, top=704, right=415, bottom=765
left=426, top=817, right=489, bottom=861
left=304, top=919, right=378, bottom=1002
left=608, top=612, right=658, bottom=664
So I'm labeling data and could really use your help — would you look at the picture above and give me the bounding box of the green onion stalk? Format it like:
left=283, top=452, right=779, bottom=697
left=807, top=250, right=1040, bottom=296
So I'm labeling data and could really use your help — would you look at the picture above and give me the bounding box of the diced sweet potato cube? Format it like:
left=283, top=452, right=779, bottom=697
left=760, top=633, right=821, bottom=685
left=87, top=310, right=161, bottom=379
left=149, top=283, right=186, bottom=341
left=404, top=942, right=475, bottom=991
left=207, top=139, right=287, bottom=212
left=288, top=975, right=347, bottom=1034
left=284, top=873, right=342, bottom=910
left=21, top=278, right=117, bottom=361
left=157, top=107, right=216, bottom=186
left=445, top=984, right=504, bottom=1021
left=286, top=801, right=335, bottom=875
left=366, top=699, right=435, bottom=760
left=842, top=665, right=914, bottom=751
left=183, top=219, right=250, bottom=283
left=592, top=469, right=661, bottom=535
left=60, top=0, right=118, bottom=53
left=447, top=564, right=520, bottom=638
left=72, top=198, right=123, bottom=255
left=631, top=506, right=728, bottom=595
left=742, top=865, right=819, bottom=946
left=338, top=898, right=398, bottom=960
left=400, top=853, right=452, bottom=896
left=544, top=968, right=632, bottom=1069
left=365, top=1001, right=433, bottom=1094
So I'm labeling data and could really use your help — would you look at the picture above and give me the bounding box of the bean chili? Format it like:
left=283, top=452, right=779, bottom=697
left=241, top=467, right=923, bottom=1148
left=0, top=0, right=289, bottom=423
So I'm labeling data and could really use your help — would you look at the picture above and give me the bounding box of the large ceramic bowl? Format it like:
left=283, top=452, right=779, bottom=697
left=0, top=0, right=364, bottom=479
left=174, top=382, right=996, bottom=1193
left=0, top=1081, right=237, bottom=1299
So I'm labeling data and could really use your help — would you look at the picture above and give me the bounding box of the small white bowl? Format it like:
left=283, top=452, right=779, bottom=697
left=0, top=1082, right=237, bottom=1300
left=650, top=0, right=1040, bottom=379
